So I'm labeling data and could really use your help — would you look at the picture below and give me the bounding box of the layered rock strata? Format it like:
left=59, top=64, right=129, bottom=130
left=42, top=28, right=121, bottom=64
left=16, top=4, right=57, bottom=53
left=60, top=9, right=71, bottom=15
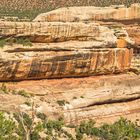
left=126, top=25, right=140, bottom=46
left=0, top=22, right=133, bottom=81
left=34, top=3, right=140, bottom=22
left=2, top=73, right=140, bottom=125
left=33, top=3, right=140, bottom=47
left=0, top=4, right=139, bottom=126
left=0, top=43, right=133, bottom=81
left=34, top=3, right=140, bottom=73
left=0, top=21, right=132, bottom=46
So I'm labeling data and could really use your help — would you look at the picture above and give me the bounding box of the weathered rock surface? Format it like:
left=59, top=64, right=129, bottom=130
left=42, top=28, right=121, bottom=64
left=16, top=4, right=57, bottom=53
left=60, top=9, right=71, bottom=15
left=126, top=25, right=140, bottom=46
left=1, top=73, right=140, bottom=125
left=132, top=53, right=140, bottom=73
left=0, top=4, right=139, bottom=127
left=33, top=4, right=140, bottom=74
left=64, top=98, right=140, bottom=125
left=0, top=21, right=134, bottom=81
left=34, top=3, right=140, bottom=22
left=4, top=40, right=132, bottom=52
left=95, top=23, right=140, bottom=74
left=0, top=21, right=133, bottom=46
left=97, top=22, right=140, bottom=46
left=0, top=44, right=133, bottom=81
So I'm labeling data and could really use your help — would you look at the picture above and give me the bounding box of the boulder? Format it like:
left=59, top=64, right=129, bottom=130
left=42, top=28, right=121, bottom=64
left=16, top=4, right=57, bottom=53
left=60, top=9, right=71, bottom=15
left=33, top=4, right=140, bottom=22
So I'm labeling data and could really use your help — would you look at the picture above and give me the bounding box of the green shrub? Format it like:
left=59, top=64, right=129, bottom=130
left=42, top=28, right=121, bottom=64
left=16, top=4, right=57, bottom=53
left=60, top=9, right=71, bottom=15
left=16, top=90, right=34, bottom=98
left=0, top=83, right=9, bottom=94
left=0, top=112, right=17, bottom=140
left=0, top=37, right=32, bottom=48
left=14, top=112, right=42, bottom=140
left=56, top=100, right=69, bottom=106
left=75, top=118, right=140, bottom=140
left=44, top=119, right=64, bottom=135
left=36, top=112, right=47, bottom=120
left=0, top=39, right=6, bottom=48
left=15, top=38, right=32, bottom=47
left=98, top=118, right=140, bottom=140
left=24, top=101, right=31, bottom=106
left=76, top=120, right=99, bottom=140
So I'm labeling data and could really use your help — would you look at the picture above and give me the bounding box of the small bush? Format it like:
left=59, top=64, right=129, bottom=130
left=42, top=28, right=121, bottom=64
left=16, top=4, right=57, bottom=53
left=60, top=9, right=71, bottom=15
left=0, top=39, right=6, bottom=48
left=16, top=90, right=34, bottom=98
left=24, top=101, right=31, bottom=106
left=0, top=112, right=17, bottom=140
left=0, top=83, right=9, bottom=94
left=75, top=118, right=140, bottom=140
left=36, top=112, right=47, bottom=120
left=0, top=37, right=32, bottom=48
left=0, top=110, right=140, bottom=140
left=15, top=38, right=32, bottom=47
left=56, top=100, right=68, bottom=106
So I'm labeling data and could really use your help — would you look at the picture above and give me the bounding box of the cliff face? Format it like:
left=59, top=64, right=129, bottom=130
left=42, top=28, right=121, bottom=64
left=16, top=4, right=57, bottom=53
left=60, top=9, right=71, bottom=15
left=0, top=22, right=133, bottom=81
left=0, top=4, right=140, bottom=126
left=34, top=4, right=140, bottom=22
left=2, top=73, right=140, bottom=125
left=34, top=3, right=140, bottom=72
left=33, top=4, right=140, bottom=46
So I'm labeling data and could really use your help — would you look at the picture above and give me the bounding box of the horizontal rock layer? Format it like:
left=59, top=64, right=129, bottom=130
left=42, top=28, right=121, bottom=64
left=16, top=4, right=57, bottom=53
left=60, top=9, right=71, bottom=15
left=3, top=41, right=131, bottom=53
left=3, top=73, right=140, bottom=125
left=34, top=4, right=140, bottom=22
left=0, top=46, right=132, bottom=81
left=0, top=22, right=133, bottom=47
left=0, top=22, right=113, bottom=43
left=64, top=98, right=140, bottom=125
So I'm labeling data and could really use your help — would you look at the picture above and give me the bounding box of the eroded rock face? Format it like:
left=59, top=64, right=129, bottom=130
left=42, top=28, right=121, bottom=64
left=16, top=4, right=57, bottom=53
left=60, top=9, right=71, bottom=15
left=97, top=22, right=140, bottom=47
left=0, top=21, right=134, bottom=81
left=34, top=3, right=140, bottom=22
left=126, top=25, right=140, bottom=46
left=33, top=4, right=140, bottom=49
left=0, top=43, right=133, bottom=81
left=33, top=3, right=140, bottom=74
left=1, top=73, right=140, bottom=125
left=0, top=4, right=139, bottom=126
left=0, top=21, right=133, bottom=46
left=64, top=98, right=140, bottom=125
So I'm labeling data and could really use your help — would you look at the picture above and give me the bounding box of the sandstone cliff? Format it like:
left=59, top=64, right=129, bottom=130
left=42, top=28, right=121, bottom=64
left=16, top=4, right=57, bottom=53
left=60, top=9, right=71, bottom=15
left=0, top=22, right=134, bottom=81
left=34, top=4, right=140, bottom=22
left=1, top=73, right=140, bottom=125
left=0, top=4, right=140, bottom=128
left=33, top=4, right=140, bottom=47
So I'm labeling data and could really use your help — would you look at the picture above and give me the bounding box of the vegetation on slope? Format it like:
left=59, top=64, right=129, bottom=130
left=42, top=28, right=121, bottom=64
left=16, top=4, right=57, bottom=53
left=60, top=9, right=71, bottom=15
left=0, top=0, right=139, bottom=20
left=0, top=110, right=140, bottom=140
left=0, top=38, right=32, bottom=48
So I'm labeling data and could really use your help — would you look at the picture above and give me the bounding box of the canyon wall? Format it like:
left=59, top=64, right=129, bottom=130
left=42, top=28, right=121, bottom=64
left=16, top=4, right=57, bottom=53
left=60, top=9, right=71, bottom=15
left=0, top=4, right=140, bottom=126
